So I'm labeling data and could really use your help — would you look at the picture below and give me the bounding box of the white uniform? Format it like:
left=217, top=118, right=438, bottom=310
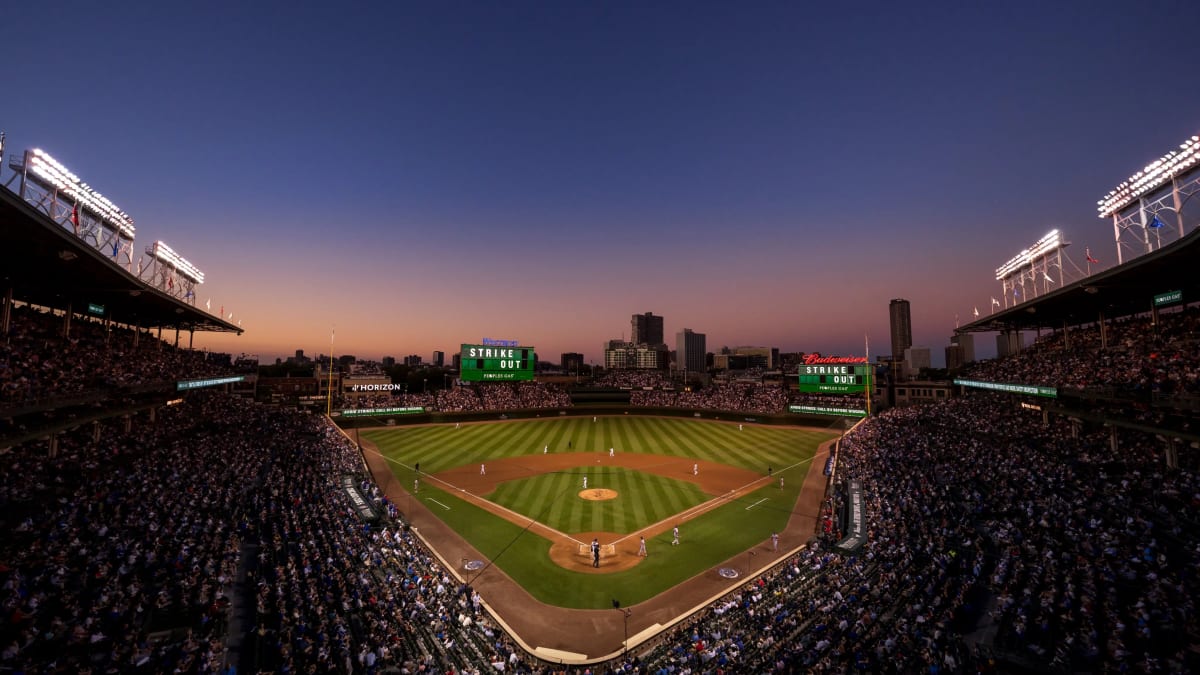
left=544, top=445, right=548, bottom=454
left=609, top=447, right=614, bottom=457
left=672, top=527, right=680, bottom=545
left=480, top=464, right=486, bottom=475
left=583, top=476, right=588, bottom=489
left=637, top=536, right=647, bottom=556
left=693, top=463, right=698, bottom=476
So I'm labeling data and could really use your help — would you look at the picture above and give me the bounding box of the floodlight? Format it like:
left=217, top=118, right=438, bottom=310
left=152, top=241, right=205, bottom=284
left=1099, top=131, right=1200, bottom=217
left=27, top=149, right=136, bottom=239
left=995, top=230, right=1063, bottom=281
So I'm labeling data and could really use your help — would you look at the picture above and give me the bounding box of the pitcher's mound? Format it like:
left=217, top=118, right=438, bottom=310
left=579, top=488, right=618, bottom=501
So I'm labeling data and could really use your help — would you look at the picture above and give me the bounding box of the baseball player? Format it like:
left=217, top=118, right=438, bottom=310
left=480, top=463, right=486, bottom=476
left=672, top=526, right=680, bottom=546
left=413, top=479, right=419, bottom=493
left=739, top=424, right=743, bottom=431
left=771, top=532, right=779, bottom=551
left=583, top=475, right=588, bottom=490
left=637, top=536, right=647, bottom=557
left=591, top=538, right=600, bottom=568
left=609, top=447, right=614, bottom=457
left=544, top=445, right=548, bottom=454
left=693, top=463, right=698, bottom=476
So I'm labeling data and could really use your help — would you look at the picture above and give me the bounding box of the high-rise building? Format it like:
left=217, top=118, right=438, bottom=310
left=676, top=328, right=707, bottom=374
left=631, top=312, right=664, bottom=346
left=889, top=299, right=912, bottom=360
left=950, top=334, right=975, bottom=364
left=561, top=352, right=584, bottom=372
left=904, top=346, right=931, bottom=376
left=432, top=351, right=445, bottom=367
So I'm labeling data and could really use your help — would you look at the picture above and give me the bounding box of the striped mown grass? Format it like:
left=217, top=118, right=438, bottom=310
left=361, top=415, right=837, bottom=608
left=485, top=465, right=710, bottom=534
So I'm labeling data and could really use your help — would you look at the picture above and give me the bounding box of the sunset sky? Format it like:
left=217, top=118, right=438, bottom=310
left=5, top=2, right=1200, bottom=365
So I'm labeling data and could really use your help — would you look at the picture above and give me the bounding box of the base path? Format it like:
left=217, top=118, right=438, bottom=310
left=359, top=429, right=834, bottom=659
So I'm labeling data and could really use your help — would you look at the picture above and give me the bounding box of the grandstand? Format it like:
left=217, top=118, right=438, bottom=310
left=3, top=132, right=1199, bottom=675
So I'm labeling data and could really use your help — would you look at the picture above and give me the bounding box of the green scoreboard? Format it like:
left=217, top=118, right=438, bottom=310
left=460, top=344, right=535, bottom=381
left=798, top=364, right=870, bottom=393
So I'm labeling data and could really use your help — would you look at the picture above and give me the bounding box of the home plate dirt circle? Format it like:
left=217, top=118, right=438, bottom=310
left=578, top=488, right=618, bottom=501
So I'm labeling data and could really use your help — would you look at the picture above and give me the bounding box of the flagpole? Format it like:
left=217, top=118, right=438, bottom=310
left=864, top=334, right=871, bottom=417
left=326, top=327, right=335, bottom=416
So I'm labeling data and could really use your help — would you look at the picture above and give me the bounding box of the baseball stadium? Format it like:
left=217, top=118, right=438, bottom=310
left=3, top=116, right=1200, bottom=675
left=7, top=120, right=1200, bottom=672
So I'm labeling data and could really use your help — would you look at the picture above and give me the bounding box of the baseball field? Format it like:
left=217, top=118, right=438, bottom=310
left=361, top=415, right=835, bottom=610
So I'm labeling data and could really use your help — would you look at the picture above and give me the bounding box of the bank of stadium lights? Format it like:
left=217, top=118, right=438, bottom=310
left=995, top=230, right=1062, bottom=281
left=152, top=241, right=205, bottom=284
left=1098, top=134, right=1200, bottom=218
left=26, top=149, right=136, bottom=239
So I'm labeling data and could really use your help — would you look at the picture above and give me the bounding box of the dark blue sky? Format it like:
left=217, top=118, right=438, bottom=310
left=4, top=1, right=1200, bottom=363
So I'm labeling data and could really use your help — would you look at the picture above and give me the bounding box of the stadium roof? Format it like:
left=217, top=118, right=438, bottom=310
left=959, top=227, right=1200, bottom=333
left=0, top=184, right=241, bottom=334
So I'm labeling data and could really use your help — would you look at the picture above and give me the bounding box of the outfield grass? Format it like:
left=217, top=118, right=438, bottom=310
left=363, top=415, right=835, bottom=474
left=486, top=465, right=710, bottom=534
left=362, top=416, right=836, bottom=609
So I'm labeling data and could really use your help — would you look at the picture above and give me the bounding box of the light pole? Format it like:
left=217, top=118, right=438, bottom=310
left=612, top=600, right=632, bottom=658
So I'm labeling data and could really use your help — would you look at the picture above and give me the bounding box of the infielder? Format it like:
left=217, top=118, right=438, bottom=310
left=583, top=475, right=588, bottom=489
left=637, top=536, right=647, bottom=557
left=672, top=526, right=680, bottom=546
left=693, top=463, right=698, bottom=476
left=609, top=447, right=614, bottom=457
left=771, top=532, right=779, bottom=551
left=480, top=463, right=486, bottom=476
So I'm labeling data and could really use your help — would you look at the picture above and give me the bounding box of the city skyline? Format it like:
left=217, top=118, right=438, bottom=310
left=4, top=3, right=1200, bottom=365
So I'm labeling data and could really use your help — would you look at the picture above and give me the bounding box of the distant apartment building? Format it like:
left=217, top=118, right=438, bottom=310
left=631, top=312, right=665, bottom=346
left=676, top=328, right=707, bottom=374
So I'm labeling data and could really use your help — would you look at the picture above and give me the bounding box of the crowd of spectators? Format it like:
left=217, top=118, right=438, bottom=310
left=1, top=304, right=232, bottom=407
left=631, top=383, right=789, bottom=414
left=0, top=391, right=568, bottom=674
left=338, top=383, right=572, bottom=415
left=588, top=370, right=673, bottom=389
left=0, top=394, right=249, bottom=673
left=634, top=392, right=1200, bottom=673
left=964, top=305, right=1200, bottom=397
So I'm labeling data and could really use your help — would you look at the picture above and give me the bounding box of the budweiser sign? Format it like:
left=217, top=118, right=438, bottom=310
left=803, top=354, right=868, bottom=364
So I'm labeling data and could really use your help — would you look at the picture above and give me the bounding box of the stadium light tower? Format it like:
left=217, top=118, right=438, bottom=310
left=994, top=229, right=1067, bottom=308
left=140, top=241, right=205, bottom=304
left=5, top=146, right=137, bottom=269
left=1099, top=131, right=1200, bottom=264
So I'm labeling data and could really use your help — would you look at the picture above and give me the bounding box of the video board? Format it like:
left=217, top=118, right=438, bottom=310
left=460, top=344, right=535, bottom=381
left=798, top=364, right=870, bottom=394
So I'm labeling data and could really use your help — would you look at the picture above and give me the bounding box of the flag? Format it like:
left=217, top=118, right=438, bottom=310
left=974, top=307, right=979, bottom=318
left=1085, top=248, right=1099, bottom=264
left=991, top=297, right=1000, bottom=308
left=1044, top=272, right=1054, bottom=283
left=1149, top=214, right=1166, bottom=229
left=71, top=204, right=79, bottom=228
left=206, top=298, right=211, bottom=311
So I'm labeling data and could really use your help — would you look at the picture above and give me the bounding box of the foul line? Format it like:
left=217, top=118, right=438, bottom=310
left=427, top=498, right=451, bottom=510
left=745, top=498, right=768, bottom=511
left=360, top=440, right=816, bottom=550
left=612, top=453, right=817, bottom=546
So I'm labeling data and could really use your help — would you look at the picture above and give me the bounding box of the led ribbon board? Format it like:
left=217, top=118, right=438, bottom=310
left=788, top=404, right=867, bottom=417
left=953, top=378, right=1057, bottom=398
left=460, top=344, right=534, bottom=381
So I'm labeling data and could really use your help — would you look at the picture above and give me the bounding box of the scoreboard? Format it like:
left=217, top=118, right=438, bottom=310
left=798, top=364, right=870, bottom=394
left=460, top=344, right=535, bottom=382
